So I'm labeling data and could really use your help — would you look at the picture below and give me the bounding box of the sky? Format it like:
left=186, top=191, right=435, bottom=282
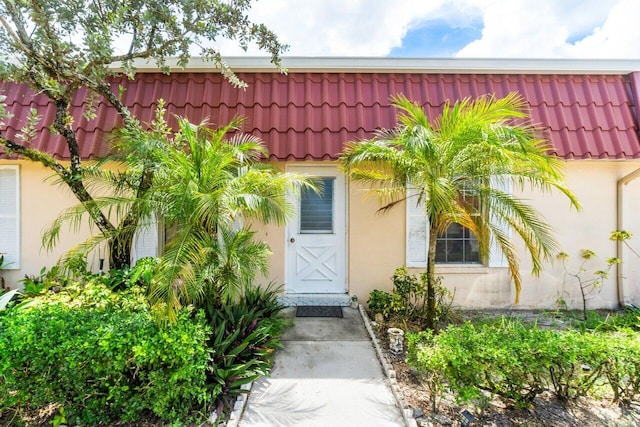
left=215, top=0, right=640, bottom=59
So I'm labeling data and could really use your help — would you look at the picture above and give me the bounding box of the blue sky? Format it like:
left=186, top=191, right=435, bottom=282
left=389, top=20, right=483, bottom=57
left=213, top=0, right=640, bottom=59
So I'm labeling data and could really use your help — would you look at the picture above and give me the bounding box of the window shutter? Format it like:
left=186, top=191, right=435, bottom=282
left=131, top=214, right=159, bottom=264
left=488, top=177, right=511, bottom=268
left=406, top=188, right=428, bottom=267
left=0, top=165, right=20, bottom=269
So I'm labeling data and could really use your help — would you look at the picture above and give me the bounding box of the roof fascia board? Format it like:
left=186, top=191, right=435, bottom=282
left=112, top=56, right=640, bottom=75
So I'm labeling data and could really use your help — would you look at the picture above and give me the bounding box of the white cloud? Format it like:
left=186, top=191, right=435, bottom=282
left=213, top=0, right=640, bottom=59
left=456, top=0, right=640, bottom=58
left=568, top=0, right=640, bottom=58
left=216, top=0, right=446, bottom=56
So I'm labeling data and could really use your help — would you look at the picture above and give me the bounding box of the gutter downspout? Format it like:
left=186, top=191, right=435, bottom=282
left=617, top=167, right=640, bottom=307
left=618, top=71, right=640, bottom=308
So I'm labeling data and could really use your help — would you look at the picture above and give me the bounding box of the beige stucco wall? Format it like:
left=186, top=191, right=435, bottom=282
left=255, top=160, right=640, bottom=311
left=513, top=160, right=640, bottom=310
left=0, top=160, right=103, bottom=289
left=4, top=158, right=640, bottom=311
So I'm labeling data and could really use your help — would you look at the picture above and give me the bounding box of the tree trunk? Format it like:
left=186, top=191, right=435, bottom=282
left=425, top=225, right=439, bottom=330
left=109, top=232, right=133, bottom=271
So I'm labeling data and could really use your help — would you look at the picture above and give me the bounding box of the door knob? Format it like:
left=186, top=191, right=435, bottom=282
left=290, top=238, right=295, bottom=243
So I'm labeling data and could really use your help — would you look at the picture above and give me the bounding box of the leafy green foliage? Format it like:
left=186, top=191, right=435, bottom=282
left=145, top=117, right=311, bottom=321
left=342, top=93, right=579, bottom=328
left=0, top=277, right=289, bottom=424
left=0, top=0, right=287, bottom=269
left=558, top=235, right=625, bottom=320
left=0, top=283, right=210, bottom=425
left=368, top=267, right=453, bottom=330
left=368, top=289, right=394, bottom=317
left=203, top=283, right=286, bottom=413
left=0, top=0, right=286, bottom=87
left=406, top=318, right=640, bottom=411
left=99, top=257, right=160, bottom=291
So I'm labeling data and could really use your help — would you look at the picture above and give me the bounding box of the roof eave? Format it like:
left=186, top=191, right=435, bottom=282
left=112, top=56, right=640, bottom=75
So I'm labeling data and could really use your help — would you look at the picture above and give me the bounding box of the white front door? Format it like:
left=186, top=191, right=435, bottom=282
left=286, top=166, right=346, bottom=294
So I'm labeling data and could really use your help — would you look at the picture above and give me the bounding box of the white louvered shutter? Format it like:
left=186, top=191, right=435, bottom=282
left=131, top=214, right=159, bottom=264
left=0, top=165, right=20, bottom=269
left=488, top=177, right=511, bottom=268
left=406, top=187, right=428, bottom=267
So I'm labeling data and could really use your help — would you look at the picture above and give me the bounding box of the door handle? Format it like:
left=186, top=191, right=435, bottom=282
left=290, top=238, right=295, bottom=243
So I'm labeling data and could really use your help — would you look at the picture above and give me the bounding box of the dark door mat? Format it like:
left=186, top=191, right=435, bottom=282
left=296, top=306, right=343, bottom=318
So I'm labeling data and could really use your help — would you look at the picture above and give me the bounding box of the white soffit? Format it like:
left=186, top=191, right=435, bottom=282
left=116, top=56, right=640, bottom=75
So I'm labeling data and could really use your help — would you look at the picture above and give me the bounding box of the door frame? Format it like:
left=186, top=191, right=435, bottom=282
left=285, top=164, right=348, bottom=294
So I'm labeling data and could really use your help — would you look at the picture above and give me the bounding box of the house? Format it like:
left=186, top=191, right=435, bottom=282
left=2, top=57, right=640, bottom=310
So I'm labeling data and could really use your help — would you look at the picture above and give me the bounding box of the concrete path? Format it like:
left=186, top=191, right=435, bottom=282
left=238, top=307, right=405, bottom=427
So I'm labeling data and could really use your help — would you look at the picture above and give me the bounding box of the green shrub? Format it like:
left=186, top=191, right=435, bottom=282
left=599, top=331, right=640, bottom=403
left=368, top=267, right=453, bottom=329
left=205, top=284, right=287, bottom=411
left=368, top=289, right=394, bottom=317
left=0, top=283, right=210, bottom=425
left=406, top=319, right=640, bottom=409
left=406, top=330, right=447, bottom=411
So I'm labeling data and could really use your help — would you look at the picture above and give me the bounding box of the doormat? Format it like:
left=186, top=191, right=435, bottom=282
left=296, top=306, right=343, bottom=318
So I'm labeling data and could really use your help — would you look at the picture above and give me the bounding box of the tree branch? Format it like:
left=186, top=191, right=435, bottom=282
left=0, top=134, right=66, bottom=175
left=0, top=14, right=28, bottom=52
left=109, top=38, right=181, bottom=64
left=1, top=1, right=34, bottom=52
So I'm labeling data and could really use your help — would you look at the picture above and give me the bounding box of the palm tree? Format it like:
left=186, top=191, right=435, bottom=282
left=340, top=92, right=580, bottom=329
left=149, top=117, right=312, bottom=321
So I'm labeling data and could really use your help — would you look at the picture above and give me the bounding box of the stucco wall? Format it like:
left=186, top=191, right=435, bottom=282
left=4, top=159, right=640, bottom=311
left=514, top=160, right=640, bottom=310
left=624, top=169, right=640, bottom=305
left=255, top=160, right=640, bottom=311
left=0, top=160, right=101, bottom=289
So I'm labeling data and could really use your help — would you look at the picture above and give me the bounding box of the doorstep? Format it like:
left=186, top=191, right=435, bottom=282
left=278, top=293, right=352, bottom=307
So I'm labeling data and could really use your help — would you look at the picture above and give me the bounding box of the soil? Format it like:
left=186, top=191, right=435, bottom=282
left=370, top=310, right=640, bottom=427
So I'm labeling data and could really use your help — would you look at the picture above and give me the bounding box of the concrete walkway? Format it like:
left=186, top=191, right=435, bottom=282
left=238, top=307, right=405, bottom=427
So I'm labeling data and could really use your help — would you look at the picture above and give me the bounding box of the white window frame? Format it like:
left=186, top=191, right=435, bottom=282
left=0, top=165, right=20, bottom=269
left=405, top=187, right=428, bottom=267
left=405, top=179, right=511, bottom=268
left=131, top=213, right=160, bottom=264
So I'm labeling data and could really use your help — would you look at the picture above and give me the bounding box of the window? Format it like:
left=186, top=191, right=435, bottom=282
left=0, top=165, right=20, bottom=269
left=406, top=180, right=510, bottom=268
left=435, top=223, right=480, bottom=264
left=436, top=188, right=480, bottom=264
left=300, top=177, right=334, bottom=234
left=131, top=214, right=159, bottom=264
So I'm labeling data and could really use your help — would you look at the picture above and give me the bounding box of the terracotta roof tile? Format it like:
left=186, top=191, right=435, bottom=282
left=1, top=71, right=639, bottom=160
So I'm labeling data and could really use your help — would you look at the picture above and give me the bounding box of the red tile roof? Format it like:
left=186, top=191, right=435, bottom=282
left=1, top=71, right=639, bottom=160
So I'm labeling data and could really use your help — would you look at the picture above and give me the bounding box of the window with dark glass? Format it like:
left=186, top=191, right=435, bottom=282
left=435, top=187, right=481, bottom=264
left=435, top=223, right=480, bottom=263
left=300, top=177, right=334, bottom=234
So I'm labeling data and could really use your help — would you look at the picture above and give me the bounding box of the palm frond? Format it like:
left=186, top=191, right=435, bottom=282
left=340, top=91, right=579, bottom=309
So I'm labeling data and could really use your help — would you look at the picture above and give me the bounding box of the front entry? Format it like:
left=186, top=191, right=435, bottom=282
left=286, top=166, right=346, bottom=294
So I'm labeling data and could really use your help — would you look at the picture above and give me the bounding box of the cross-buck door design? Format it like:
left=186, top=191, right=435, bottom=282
left=286, top=166, right=346, bottom=294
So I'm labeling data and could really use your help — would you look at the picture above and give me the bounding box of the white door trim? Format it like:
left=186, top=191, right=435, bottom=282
left=285, top=164, right=347, bottom=294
